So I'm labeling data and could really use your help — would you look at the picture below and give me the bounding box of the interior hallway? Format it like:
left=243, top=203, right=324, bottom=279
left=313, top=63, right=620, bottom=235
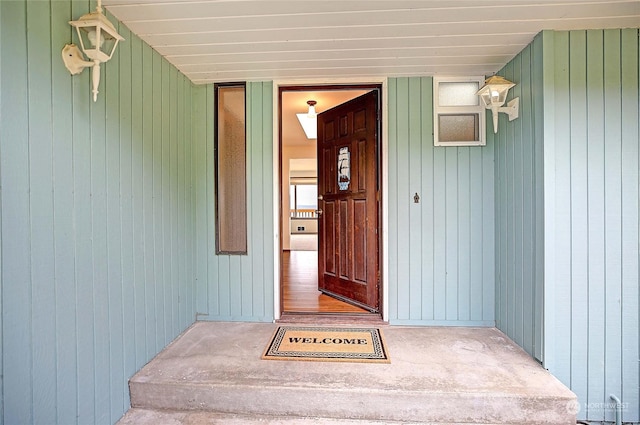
left=283, top=234, right=368, bottom=314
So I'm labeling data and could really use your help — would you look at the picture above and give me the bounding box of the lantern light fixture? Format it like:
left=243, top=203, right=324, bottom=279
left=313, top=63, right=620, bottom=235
left=476, top=75, right=519, bottom=133
left=296, top=100, right=318, bottom=139
left=62, top=0, right=124, bottom=102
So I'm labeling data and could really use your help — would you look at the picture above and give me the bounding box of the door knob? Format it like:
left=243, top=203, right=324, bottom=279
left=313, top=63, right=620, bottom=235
left=317, top=195, right=323, bottom=200
left=315, top=209, right=323, bottom=216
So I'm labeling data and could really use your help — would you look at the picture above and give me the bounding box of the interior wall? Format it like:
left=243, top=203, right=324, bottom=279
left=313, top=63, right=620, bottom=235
left=387, top=77, right=495, bottom=326
left=0, top=1, right=198, bottom=423
left=281, top=145, right=316, bottom=249
left=493, top=34, right=545, bottom=361
left=541, top=29, right=639, bottom=422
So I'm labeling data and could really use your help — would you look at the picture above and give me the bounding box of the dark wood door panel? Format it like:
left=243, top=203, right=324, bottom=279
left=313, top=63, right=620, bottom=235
left=338, top=199, right=349, bottom=279
left=317, top=90, right=380, bottom=312
left=321, top=200, right=336, bottom=275
left=321, top=276, right=369, bottom=307
left=353, top=199, right=367, bottom=283
left=322, top=148, right=335, bottom=195
left=357, top=139, right=367, bottom=191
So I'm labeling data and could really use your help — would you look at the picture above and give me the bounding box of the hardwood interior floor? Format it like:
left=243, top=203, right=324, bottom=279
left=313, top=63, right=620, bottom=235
left=282, top=249, right=369, bottom=313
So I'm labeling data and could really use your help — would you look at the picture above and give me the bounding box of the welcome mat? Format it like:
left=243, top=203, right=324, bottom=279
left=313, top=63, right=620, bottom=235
left=262, top=326, right=390, bottom=363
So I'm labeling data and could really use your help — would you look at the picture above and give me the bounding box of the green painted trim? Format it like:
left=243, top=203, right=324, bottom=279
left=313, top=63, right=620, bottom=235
left=540, top=29, right=556, bottom=372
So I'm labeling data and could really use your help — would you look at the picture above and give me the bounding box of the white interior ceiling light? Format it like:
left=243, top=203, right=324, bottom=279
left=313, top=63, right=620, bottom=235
left=62, top=0, right=124, bottom=102
left=476, top=75, right=519, bottom=133
left=296, top=100, right=317, bottom=139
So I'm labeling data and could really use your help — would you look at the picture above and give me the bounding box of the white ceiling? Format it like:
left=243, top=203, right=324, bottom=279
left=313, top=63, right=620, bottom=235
left=103, top=0, right=639, bottom=85
left=281, top=89, right=370, bottom=146
left=102, top=0, right=638, bottom=147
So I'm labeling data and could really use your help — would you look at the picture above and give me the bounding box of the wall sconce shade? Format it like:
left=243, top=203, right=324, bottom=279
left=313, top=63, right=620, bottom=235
left=62, top=1, right=124, bottom=102
left=296, top=100, right=317, bottom=139
left=69, top=11, right=123, bottom=63
left=476, top=75, right=519, bottom=133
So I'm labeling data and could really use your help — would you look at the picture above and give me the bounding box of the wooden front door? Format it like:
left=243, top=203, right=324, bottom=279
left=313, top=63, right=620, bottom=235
left=317, top=90, right=380, bottom=312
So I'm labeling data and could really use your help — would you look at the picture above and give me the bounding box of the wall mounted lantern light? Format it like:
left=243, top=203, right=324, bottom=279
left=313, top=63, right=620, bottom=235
left=61, top=0, right=124, bottom=102
left=476, top=75, right=519, bottom=133
left=296, top=100, right=318, bottom=139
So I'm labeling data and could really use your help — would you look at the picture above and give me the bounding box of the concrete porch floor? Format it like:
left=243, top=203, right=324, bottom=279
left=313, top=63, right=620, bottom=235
left=117, top=322, right=576, bottom=424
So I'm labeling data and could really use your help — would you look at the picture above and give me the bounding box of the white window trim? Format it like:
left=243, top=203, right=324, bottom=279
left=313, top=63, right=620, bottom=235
left=433, top=76, right=486, bottom=147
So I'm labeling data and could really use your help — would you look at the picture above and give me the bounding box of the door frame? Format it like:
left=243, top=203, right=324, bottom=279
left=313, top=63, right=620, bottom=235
left=272, top=78, right=389, bottom=321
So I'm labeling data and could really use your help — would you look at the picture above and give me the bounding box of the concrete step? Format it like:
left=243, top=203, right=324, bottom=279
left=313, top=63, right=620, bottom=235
left=124, top=322, right=577, bottom=424
left=117, top=408, right=532, bottom=425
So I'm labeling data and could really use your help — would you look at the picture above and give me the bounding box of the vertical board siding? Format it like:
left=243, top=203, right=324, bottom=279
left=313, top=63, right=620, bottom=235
left=195, top=81, right=274, bottom=323
left=602, top=29, right=624, bottom=424
left=585, top=29, right=607, bottom=417
left=497, top=29, right=639, bottom=422
left=1, top=2, right=32, bottom=423
left=1, top=6, right=637, bottom=423
left=569, top=31, right=589, bottom=408
left=531, top=32, right=544, bottom=363
left=494, top=36, right=544, bottom=359
left=542, top=29, right=639, bottom=422
left=51, top=2, right=77, bottom=423
left=0, top=0, right=3, bottom=418
left=619, top=27, right=639, bottom=425
left=388, top=77, right=495, bottom=326
left=193, top=84, right=209, bottom=317
left=27, top=2, right=57, bottom=423
left=0, top=2, right=198, bottom=423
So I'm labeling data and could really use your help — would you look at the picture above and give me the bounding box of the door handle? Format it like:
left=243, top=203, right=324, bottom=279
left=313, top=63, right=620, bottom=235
left=317, top=195, right=323, bottom=200
left=315, top=209, right=323, bottom=216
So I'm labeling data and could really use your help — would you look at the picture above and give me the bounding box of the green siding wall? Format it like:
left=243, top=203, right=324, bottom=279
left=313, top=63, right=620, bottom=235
left=387, top=77, right=495, bottom=325
left=497, top=29, right=639, bottom=422
left=1, top=3, right=638, bottom=422
left=0, top=1, right=198, bottom=423
left=195, top=78, right=495, bottom=326
left=0, top=0, right=4, bottom=420
left=542, top=29, right=639, bottom=422
left=193, top=82, right=274, bottom=322
left=493, top=34, right=545, bottom=361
